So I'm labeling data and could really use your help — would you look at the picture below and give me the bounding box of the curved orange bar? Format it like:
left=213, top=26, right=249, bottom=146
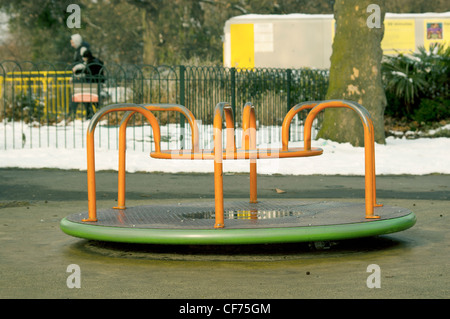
left=84, top=104, right=161, bottom=222
left=302, top=100, right=380, bottom=219
left=241, top=102, right=257, bottom=203
left=281, top=102, right=318, bottom=151
left=151, top=147, right=322, bottom=160
left=213, top=102, right=235, bottom=157
left=115, top=104, right=200, bottom=210
left=241, top=102, right=257, bottom=151
left=142, top=104, right=200, bottom=152
left=151, top=100, right=322, bottom=161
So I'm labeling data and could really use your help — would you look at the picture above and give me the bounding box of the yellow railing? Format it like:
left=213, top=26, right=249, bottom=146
left=0, top=71, right=73, bottom=115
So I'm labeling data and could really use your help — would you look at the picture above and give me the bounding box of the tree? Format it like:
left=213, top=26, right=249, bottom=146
left=127, top=0, right=335, bottom=65
left=317, top=0, right=387, bottom=146
left=133, top=0, right=250, bottom=65
left=0, top=0, right=73, bottom=62
left=81, top=0, right=143, bottom=64
left=0, top=0, right=144, bottom=64
left=2, top=0, right=447, bottom=66
left=124, top=0, right=163, bottom=65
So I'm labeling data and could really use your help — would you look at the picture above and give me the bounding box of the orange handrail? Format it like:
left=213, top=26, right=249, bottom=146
left=241, top=102, right=257, bottom=151
left=281, top=101, right=318, bottom=151
left=302, top=100, right=381, bottom=219
left=241, top=102, right=258, bottom=203
left=115, top=104, right=200, bottom=209
left=142, top=103, right=200, bottom=152
left=84, top=103, right=161, bottom=222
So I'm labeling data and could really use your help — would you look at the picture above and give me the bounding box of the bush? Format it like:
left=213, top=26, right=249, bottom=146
left=382, top=53, right=427, bottom=115
left=382, top=43, right=450, bottom=121
left=413, top=98, right=450, bottom=124
left=4, top=92, right=44, bottom=124
left=384, top=90, right=408, bottom=119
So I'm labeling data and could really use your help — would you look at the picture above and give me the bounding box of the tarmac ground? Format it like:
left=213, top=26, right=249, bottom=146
left=0, top=168, right=448, bottom=300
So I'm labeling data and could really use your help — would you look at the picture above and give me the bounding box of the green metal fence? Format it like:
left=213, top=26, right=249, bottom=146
left=0, top=61, right=328, bottom=151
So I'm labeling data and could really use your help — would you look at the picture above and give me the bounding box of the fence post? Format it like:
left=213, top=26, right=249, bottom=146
left=230, top=67, right=236, bottom=124
left=286, top=68, right=292, bottom=114
left=286, top=68, right=292, bottom=138
left=179, top=65, right=186, bottom=149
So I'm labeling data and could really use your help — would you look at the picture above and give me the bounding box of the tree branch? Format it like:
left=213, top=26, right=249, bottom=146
left=199, top=0, right=249, bottom=14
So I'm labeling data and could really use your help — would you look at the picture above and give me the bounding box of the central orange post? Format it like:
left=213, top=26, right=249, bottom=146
left=242, top=102, right=258, bottom=203
left=212, top=102, right=234, bottom=228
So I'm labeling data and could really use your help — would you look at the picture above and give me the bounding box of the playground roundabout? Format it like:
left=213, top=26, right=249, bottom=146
left=61, top=199, right=416, bottom=246
left=60, top=100, right=416, bottom=247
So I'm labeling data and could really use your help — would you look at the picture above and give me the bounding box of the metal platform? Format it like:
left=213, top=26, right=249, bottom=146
left=60, top=200, right=416, bottom=245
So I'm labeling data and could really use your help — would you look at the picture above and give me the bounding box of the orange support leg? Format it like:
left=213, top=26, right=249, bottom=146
left=114, top=111, right=134, bottom=210
left=214, top=160, right=225, bottom=229
left=213, top=123, right=225, bottom=229
left=213, top=103, right=230, bottom=228
left=250, top=162, right=257, bottom=203
left=85, top=132, right=98, bottom=222
left=83, top=104, right=161, bottom=222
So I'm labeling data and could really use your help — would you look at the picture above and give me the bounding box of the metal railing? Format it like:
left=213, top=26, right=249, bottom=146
left=0, top=61, right=328, bottom=150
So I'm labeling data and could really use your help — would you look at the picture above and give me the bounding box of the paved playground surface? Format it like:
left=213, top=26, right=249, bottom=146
left=0, top=168, right=448, bottom=299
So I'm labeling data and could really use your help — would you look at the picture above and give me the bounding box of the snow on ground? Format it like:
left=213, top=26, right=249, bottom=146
left=0, top=120, right=449, bottom=175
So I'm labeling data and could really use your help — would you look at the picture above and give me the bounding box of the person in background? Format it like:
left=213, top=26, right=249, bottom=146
left=81, top=50, right=104, bottom=83
left=69, top=49, right=105, bottom=119
left=81, top=49, right=105, bottom=117
left=70, top=33, right=90, bottom=75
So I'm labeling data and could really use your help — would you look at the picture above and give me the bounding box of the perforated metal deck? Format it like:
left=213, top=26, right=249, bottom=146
left=64, top=200, right=412, bottom=229
left=61, top=200, right=416, bottom=244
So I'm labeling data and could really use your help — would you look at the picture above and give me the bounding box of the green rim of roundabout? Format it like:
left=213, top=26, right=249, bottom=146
left=60, top=212, right=416, bottom=245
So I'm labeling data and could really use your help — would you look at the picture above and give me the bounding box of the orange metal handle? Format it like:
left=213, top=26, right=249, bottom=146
left=241, top=102, right=258, bottom=203
left=281, top=101, right=318, bottom=151
left=302, top=100, right=379, bottom=219
left=142, top=103, right=200, bottom=152
left=213, top=102, right=236, bottom=156
left=241, top=102, right=257, bottom=151
left=85, top=103, right=161, bottom=222
left=115, top=104, right=200, bottom=209
left=303, top=100, right=373, bottom=150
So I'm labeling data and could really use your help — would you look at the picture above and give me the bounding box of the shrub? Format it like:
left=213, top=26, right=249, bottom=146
left=4, top=92, right=44, bottom=124
left=413, top=98, right=450, bottom=124
left=382, top=43, right=450, bottom=121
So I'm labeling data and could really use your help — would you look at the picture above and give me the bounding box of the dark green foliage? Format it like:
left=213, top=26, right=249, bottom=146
left=413, top=98, right=450, bottom=124
left=382, top=43, right=450, bottom=122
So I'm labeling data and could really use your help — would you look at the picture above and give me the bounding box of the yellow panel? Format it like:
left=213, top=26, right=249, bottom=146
left=382, top=19, right=415, bottom=55
left=331, top=19, right=335, bottom=42
left=230, top=24, right=254, bottom=69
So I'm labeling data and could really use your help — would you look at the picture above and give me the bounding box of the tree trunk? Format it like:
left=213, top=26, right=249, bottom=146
left=142, top=10, right=158, bottom=65
left=318, top=0, right=387, bottom=146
